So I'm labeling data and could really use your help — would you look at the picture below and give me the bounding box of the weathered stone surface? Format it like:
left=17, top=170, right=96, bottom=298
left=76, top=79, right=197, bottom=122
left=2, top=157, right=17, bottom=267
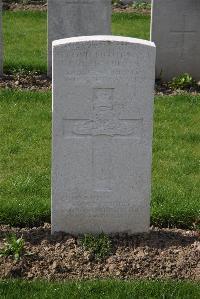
left=0, top=0, right=3, bottom=76
left=52, top=36, right=155, bottom=234
left=151, top=0, right=200, bottom=81
left=48, top=0, right=111, bottom=77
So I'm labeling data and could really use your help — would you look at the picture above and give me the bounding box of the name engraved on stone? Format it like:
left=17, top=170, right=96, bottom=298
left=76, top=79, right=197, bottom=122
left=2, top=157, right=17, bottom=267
left=63, top=88, right=143, bottom=192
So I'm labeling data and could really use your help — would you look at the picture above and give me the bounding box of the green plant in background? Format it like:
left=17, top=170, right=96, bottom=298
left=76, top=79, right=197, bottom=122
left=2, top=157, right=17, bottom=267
left=169, top=73, right=196, bottom=90
left=132, top=2, right=151, bottom=9
left=80, top=233, right=112, bottom=260
left=112, top=0, right=121, bottom=4
left=0, top=234, right=25, bottom=260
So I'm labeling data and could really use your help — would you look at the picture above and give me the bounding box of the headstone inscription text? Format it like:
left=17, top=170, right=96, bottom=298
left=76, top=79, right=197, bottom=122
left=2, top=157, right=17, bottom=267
left=52, top=36, right=156, bottom=234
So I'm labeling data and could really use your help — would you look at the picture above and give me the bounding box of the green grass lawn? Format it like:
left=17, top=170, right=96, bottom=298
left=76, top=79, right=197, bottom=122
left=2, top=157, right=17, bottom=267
left=152, top=94, right=200, bottom=228
left=0, top=90, right=199, bottom=228
left=0, top=91, right=51, bottom=226
left=0, top=10, right=199, bottom=228
left=0, top=280, right=200, bottom=299
left=112, top=13, right=150, bottom=40
left=3, top=12, right=47, bottom=73
left=3, top=11, right=150, bottom=73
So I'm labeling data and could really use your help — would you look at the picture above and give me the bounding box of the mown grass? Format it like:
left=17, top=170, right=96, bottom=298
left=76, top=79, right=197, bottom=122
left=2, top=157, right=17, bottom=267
left=0, top=280, right=200, bottom=299
left=152, top=94, right=200, bottom=228
left=0, top=90, right=199, bottom=228
left=3, top=11, right=150, bottom=73
left=112, top=13, right=150, bottom=40
left=0, top=90, right=51, bottom=226
left=3, top=11, right=47, bottom=73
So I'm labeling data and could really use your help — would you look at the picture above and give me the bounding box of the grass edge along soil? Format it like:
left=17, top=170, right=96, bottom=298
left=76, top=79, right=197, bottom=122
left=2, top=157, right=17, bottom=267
left=0, top=279, right=200, bottom=299
left=0, top=90, right=199, bottom=229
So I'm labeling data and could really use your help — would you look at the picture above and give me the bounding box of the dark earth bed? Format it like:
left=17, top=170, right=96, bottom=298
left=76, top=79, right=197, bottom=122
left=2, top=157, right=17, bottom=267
left=0, top=224, right=199, bottom=281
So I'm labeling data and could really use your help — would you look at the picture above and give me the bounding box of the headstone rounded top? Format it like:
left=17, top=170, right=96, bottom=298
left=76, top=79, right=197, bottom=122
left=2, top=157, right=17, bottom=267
left=52, top=31, right=156, bottom=234
left=52, top=35, right=156, bottom=48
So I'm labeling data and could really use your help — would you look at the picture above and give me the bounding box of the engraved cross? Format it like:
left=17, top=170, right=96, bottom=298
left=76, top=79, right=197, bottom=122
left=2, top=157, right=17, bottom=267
left=63, top=88, right=143, bottom=192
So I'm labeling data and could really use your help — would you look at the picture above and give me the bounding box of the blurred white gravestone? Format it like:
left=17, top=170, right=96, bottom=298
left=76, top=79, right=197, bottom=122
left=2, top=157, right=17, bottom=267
left=0, top=0, right=3, bottom=76
left=52, top=36, right=156, bottom=234
left=47, top=0, right=111, bottom=77
left=151, top=0, right=200, bottom=81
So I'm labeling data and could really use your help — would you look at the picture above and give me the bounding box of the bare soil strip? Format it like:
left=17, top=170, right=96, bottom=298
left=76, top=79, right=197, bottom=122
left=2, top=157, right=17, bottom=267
left=0, top=73, right=51, bottom=92
left=0, top=224, right=199, bottom=280
left=1, top=74, right=200, bottom=96
left=3, top=3, right=47, bottom=12
left=3, top=3, right=151, bottom=15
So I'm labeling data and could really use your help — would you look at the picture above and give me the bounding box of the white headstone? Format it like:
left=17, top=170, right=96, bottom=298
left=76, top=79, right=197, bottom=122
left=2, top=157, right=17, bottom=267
left=52, top=36, right=156, bottom=234
left=0, top=0, right=3, bottom=76
left=151, top=0, right=200, bottom=81
left=48, top=0, right=111, bottom=77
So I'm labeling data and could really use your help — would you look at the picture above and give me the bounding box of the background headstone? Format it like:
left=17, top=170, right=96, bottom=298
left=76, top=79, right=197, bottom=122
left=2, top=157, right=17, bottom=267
left=151, top=0, right=200, bottom=81
left=52, top=35, right=155, bottom=234
left=0, top=0, right=3, bottom=76
left=48, top=0, right=111, bottom=77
